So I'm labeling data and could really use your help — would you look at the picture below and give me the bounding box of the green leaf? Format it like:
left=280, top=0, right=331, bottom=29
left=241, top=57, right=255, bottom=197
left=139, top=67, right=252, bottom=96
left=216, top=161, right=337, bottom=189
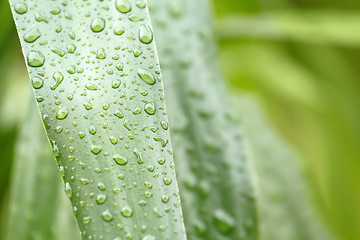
left=232, top=94, right=334, bottom=240
left=149, top=0, right=258, bottom=239
left=9, top=0, right=186, bottom=239
left=2, top=93, right=80, bottom=240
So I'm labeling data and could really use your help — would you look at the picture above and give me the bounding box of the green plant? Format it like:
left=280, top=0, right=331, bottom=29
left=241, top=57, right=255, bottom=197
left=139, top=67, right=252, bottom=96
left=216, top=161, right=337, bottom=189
left=1, top=0, right=359, bottom=240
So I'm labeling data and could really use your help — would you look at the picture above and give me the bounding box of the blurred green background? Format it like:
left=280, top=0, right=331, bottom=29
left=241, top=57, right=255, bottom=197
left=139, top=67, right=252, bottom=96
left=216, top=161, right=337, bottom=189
left=0, top=0, right=359, bottom=239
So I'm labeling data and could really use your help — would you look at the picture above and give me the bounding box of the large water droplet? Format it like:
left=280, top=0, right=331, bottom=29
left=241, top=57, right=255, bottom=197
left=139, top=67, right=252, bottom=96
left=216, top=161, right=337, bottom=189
left=144, top=102, right=156, bottom=115
left=14, top=2, right=28, bottom=14
left=121, top=206, right=133, bottom=217
left=138, top=68, right=156, bottom=85
left=56, top=106, right=68, bottom=120
left=24, top=28, right=41, bottom=43
left=27, top=51, right=45, bottom=67
left=138, top=25, right=153, bottom=44
left=91, top=18, right=105, bottom=32
left=115, top=0, right=131, bottom=13
left=113, top=154, right=128, bottom=165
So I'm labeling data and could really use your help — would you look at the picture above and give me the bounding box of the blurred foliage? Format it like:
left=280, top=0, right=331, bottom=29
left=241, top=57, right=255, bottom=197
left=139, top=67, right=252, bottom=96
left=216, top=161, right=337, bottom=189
left=214, top=0, right=360, bottom=240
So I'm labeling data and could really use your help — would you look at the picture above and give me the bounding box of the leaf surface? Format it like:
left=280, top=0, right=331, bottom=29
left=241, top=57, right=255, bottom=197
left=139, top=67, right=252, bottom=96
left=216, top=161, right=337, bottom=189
left=9, top=0, right=187, bottom=239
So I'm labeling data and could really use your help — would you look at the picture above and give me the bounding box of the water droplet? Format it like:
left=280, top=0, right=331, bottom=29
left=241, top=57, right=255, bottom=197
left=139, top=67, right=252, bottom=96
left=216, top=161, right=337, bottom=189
left=91, top=145, right=102, bottom=155
left=96, top=48, right=106, bottom=59
left=139, top=25, right=153, bottom=44
left=154, top=137, right=168, bottom=147
left=96, top=194, right=107, bottom=204
left=158, top=158, right=165, bottom=165
left=102, top=209, right=113, bottom=222
left=50, top=7, right=61, bottom=15
left=112, top=80, right=121, bottom=89
left=160, top=121, right=168, bottom=130
left=109, top=136, right=118, bottom=144
left=133, top=49, right=142, bottom=57
left=56, top=106, right=68, bottom=120
left=213, top=209, right=235, bottom=234
left=51, top=72, right=64, bottom=90
left=128, top=14, right=143, bottom=21
left=35, top=12, right=48, bottom=23
left=89, top=125, right=97, bottom=135
left=65, top=182, right=72, bottom=198
left=133, top=108, right=142, bottom=115
left=95, top=184, right=105, bottom=193
left=138, top=68, right=156, bottom=85
left=27, top=51, right=45, bottom=67
left=113, top=154, right=128, bottom=165
left=24, top=28, right=41, bottom=43
left=161, top=195, right=169, bottom=203
left=83, top=216, right=91, bottom=224
left=52, top=47, right=66, bottom=57
left=91, top=18, right=105, bottom=32
left=84, top=102, right=93, bottom=110
left=114, top=27, right=125, bottom=36
left=121, top=206, right=133, bottom=217
left=31, top=76, right=44, bottom=89
left=136, top=1, right=146, bottom=8
left=144, top=102, right=156, bottom=115
left=67, top=44, right=76, bottom=53
left=144, top=191, right=152, bottom=198
left=14, top=2, right=28, bottom=14
left=66, top=65, right=76, bottom=74
left=80, top=178, right=89, bottom=185
left=114, top=110, right=124, bottom=119
left=133, top=148, right=143, bottom=164
left=115, top=0, right=131, bottom=13
left=85, top=83, right=98, bottom=91
left=163, top=177, right=172, bottom=185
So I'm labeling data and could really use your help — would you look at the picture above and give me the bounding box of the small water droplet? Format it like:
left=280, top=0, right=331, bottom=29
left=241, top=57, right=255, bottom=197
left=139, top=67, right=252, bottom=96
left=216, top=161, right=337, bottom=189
left=139, top=25, right=153, bottom=44
left=91, top=145, right=102, bottom=155
left=89, top=125, right=97, bottom=135
left=114, top=110, right=124, bottom=119
left=128, top=14, right=143, bottom=21
left=161, top=195, right=170, bottom=203
left=91, top=18, right=105, bottom=32
left=121, top=206, right=133, bottom=217
left=31, top=76, right=44, bottom=89
left=83, top=216, right=91, bottom=224
left=102, top=209, right=113, bottom=222
left=96, top=194, right=107, bottom=204
left=112, top=80, right=121, bottom=89
left=65, top=182, right=72, bottom=198
left=163, top=177, right=172, bottom=185
left=98, top=182, right=106, bottom=191
left=160, top=121, right=168, bottom=130
left=27, top=51, right=45, bottom=67
left=56, top=106, right=68, bottom=120
left=96, top=48, right=106, bottom=59
left=85, top=83, right=98, bottom=91
left=24, top=28, right=41, bottom=43
left=14, top=2, right=28, bottom=14
left=114, top=27, right=125, bottom=36
left=113, top=154, right=128, bottom=165
left=115, top=0, right=131, bottom=13
left=138, top=68, right=156, bottom=85
left=144, top=102, right=156, bottom=115
left=80, top=178, right=89, bottom=185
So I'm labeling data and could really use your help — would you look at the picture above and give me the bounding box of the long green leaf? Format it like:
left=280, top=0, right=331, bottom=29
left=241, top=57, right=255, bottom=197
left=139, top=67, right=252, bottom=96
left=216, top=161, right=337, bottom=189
left=10, top=0, right=186, bottom=239
left=2, top=92, right=80, bottom=240
left=149, top=0, right=258, bottom=239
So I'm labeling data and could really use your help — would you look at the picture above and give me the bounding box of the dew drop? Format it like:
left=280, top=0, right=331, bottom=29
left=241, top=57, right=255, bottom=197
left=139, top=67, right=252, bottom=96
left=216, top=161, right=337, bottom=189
left=114, top=27, right=125, bottom=36
left=144, top=102, right=156, bottom=115
left=91, top=145, right=102, bottom=155
left=114, top=110, right=124, bottom=119
left=121, top=206, right=133, bottom=217
left=138, top=25, right=153, bottom=44
left=56, top=106, right=68, bottom=120
left=163, top=177, right=172, bottom=185
left=113, top=154, right=128, bottom=165
left=80, top=178, right=89, bottom=185
left=51, top=72, right=64, bottom=90
left=115, top=0, right=131, bottom=13
left=98, top=182, right=106, bottom=191
left=24, top=28, right=41, bottom=43
left=96, top=48, right=106, bottom=59
left=160, top=120, right=168, bottom=130
left=14, top=2, right=28, bottom=14
left=31, top=76, right=44, bottom=89
left=112, top=80, right=121, bottom=89
left=27, top=51, right=45, bottom=67
left=65, top=182, right=72, bottom=198
left=83, top=217, right=91, bottom=224
left=85, top=83, right=98, bottom=91
left=96, top=194, right=107, bottom=204
left=161, top=195, right=170, bottom=203
left=91, top=18, right=105, bottom=32
left=138, top=68, right=156, bottom=85
left=102, top=209, right=113, bottom=222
